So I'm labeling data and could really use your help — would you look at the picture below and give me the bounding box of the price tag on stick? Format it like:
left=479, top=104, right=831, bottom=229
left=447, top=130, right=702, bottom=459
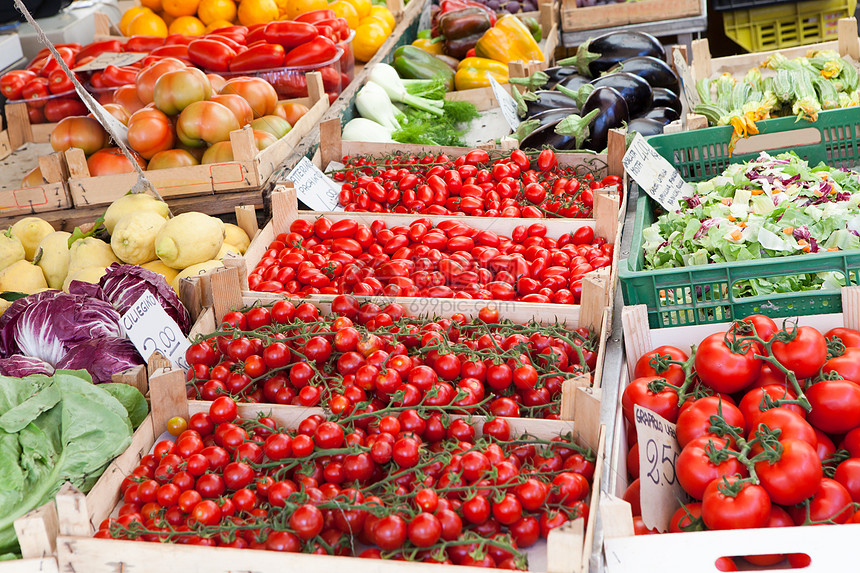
left=122, top=291, right=191, bottom=370
left=634, top=404, right=688, bottom=532
left=623, top=133, right=694, bottom=212
left=489, top=76, right=521, bottom=131
left=287, top=156, right=344, bottom=212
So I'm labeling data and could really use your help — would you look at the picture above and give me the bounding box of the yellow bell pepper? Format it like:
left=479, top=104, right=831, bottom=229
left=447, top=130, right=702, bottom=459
left=412, top=38, right=445, bottom=56
left=475, top=15, right=543, bottom=65
left=455, top=57, right=509, bottom=90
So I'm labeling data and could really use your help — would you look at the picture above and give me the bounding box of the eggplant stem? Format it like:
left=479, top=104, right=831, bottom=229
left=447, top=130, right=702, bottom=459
left=557, top=40, right=600, bottom=77
left=554, top=108, right=600, bottom=149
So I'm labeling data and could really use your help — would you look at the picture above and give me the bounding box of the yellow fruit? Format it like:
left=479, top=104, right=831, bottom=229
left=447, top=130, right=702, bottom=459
left=169, top=15, right=206, bottom=35
left=104, top=194, right=169, bottom=234
left=354, top=21, right=387, bottom=62
left=345, top=0, right=370, bottom=19
left=205, top=19, right=235, bottom=32
left=370, top=6, right=395, bottom=31
left=162, top=0, right=201, bottom=17
left=223, top=223, right=251, bottom=253
left=0, top=260, right=47, bottom=294
left=0, top=232, right=25, bottom=272
left=329, top=1, right=359, bottom=28
left=111, top=211, right=168, bottom=265
left=62, top=266, right=107, bottom=293
left=155, top=212, right=225, bottom=269
left=282, top=0, right=327, bottom=20
left=171, top=259, right=225, bottom=291
left=142, top=260, right=180, bottom=287
left=140, top=0, right=162, bottom=10
left=198, top=0, right=237, bottom=25
left=237, top=0, right=278, bottom=26
left=120, top=6, right=151, bottom=36
left=36, top=231, right=71, bottom=290
left=10, top=217, right=54, bottom=261
left=127, top=12, right=169, bottom=37
left=359, top=15, right=391, bottom=34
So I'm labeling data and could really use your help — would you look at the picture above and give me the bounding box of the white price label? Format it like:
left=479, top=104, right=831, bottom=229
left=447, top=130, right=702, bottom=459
left=73, top=51, right=147, bottom=72
left=672, top=48, right=700, bottom=110
left=287, top=156, right=344, bottom=212
left=121, top=291, right=191, bottom=370
left=489, top=76, right=520, bottom=131
left=623, top=133, right=694, bottom=212
left=634, top=404, right=688, bottom=532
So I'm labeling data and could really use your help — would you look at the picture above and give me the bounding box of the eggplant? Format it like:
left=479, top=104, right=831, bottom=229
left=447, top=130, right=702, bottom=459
left=627, top=117, right=665, bottom=137
left=530, top=107, right=580, bottom=126
left=543, top=66, right=579, bottom=84
left=520, top=119, right=578, bottom=151
left=580, top=86, right=628, bottom=152
left=650, top=87, right=681, bottom=115
left=559, top=31, right=665, bottom=78
left=607, top=56, right=681, bottom=95
left=552, top=73, right=590, bottom=91
left=590, top=72, right=652, bottom=117
left=636, top=106, right=680, bottom=125
left=524, top=90, right=579, bottom=118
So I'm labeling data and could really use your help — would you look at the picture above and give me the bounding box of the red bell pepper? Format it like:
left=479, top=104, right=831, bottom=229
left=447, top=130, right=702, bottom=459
left=206, top=34, right=245, bottom=51
left=76, top=39, right=122, bottom=62
left=228, top=43, right=285, bottom=72
left=149, top=44, right=190, bottom=61
left=0, top=70, right=37, bottom=100
left=40, top=47, right=76, bottom=78
left=101, top=65, right=138, bottom=87
left=263, top=21, right=319, bottom=50
left=124, top=36, right=166, bottom=52
left=44, top=98, right=87, bottom=122
left=21, top=78, right=50, bottom=106
left=164, top=34, right=196, bottom=46
left=296, top=9, right=337, bottom=24
left=47, top=68, right=74, bottom=94
left=283, top=37, right=338, bottom=67
left=187, top=38, right=237, bottom=72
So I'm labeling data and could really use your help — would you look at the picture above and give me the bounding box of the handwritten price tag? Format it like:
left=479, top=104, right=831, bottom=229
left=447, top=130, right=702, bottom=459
left=73, top=52, right=147, bottom=72
left=634, top=404, right=688, bottom=532
left=121, top=291, right=191, bottom=370
left=287, top=156, right=344, bottom=212
left=489, top=76, right=520, bottom=131
left=623, top=133, right=694, bottom=212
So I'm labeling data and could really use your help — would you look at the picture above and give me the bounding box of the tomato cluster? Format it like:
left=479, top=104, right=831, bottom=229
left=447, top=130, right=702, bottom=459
left=621, top=315, right=860, bottom=570
left=332, top=149, right=621, bottom=218
left=186, top=295, right=598, bottom=419
left=249, top=215, right=611, bottom=301
left=102, top=396, right=595, bottom=568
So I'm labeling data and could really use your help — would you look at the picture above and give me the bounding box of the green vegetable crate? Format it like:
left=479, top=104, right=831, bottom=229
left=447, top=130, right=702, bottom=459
left=619, top=106, right=860, bottom=328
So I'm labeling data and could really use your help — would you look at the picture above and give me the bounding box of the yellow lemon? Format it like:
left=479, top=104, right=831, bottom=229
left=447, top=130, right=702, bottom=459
left=282, top=0, right=327, bottom=20
left=345, top=0, right=370, bottom=19
left=127, top=12, right=169, bottom=37
left=140, top=0, right=163, bottom=11
left=169, top=15, right=206, bottom=35
left=237, top=0, right=278, bottom=25
left=120, top=6, right=151, bottom=36
left=162, top=0, right=201, bottom=17
left=205, top=18, right=236, bottom=32
left=354, top=22, right=386, bottom=62
left=369, top=6, right=395, bottom=31
left=359, top=14, right=390, bottom=34
left=329, top=1, right=359, bottom=28
left=198, top=0, right=237, bottom=25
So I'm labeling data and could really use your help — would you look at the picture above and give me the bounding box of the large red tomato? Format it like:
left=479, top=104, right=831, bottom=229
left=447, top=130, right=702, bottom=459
left=87, top=147, right=147, bottom=176
left=127, top=108, right=175, bottom=160
left=676, top=396, right=745, bottom=449
left=823, top=347, right=860, bottom=383
left=677, top=435, right=747, bottom=500
left=211, top=93, right=253, bottom=126
left=147, top=149, right=199, bottom=170
left=621, top=376, right=680, bottom=425
left=153, top=67, right=212, bottom=116
left=694, top=332, right=762, bottom=394
left=771, top=325, right=827, bottom=380
left=220, top=77, right=277, bottom=118
left=176, top=100, right=240, bottom=147
left=135, top=57, right=187, bottom=104
left=113, top=84, right=145, bottom=114
left=201, top=141, right=234, bottom=164
left=754, top=439, right=822, bottom=505
left=806, top=378, right=860, bottom=434
left=701, top=476, right=771, bottom=530
left=633, top=346, right=688, bottom=387
left=50, top=116, right=109, bottom=156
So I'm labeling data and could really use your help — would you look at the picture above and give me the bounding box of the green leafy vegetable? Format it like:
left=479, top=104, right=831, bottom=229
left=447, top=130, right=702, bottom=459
left=392, top=100, right=480, bottom=146
left=0, top=370, right=146, bottom=556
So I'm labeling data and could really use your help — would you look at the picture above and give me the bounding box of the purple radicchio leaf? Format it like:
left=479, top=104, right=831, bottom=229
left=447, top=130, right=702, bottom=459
left=55, top=336, right=145, bottom=384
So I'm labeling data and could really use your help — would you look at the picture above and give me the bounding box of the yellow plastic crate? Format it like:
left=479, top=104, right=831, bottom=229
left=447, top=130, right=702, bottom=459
left=723, top=0, right=857, bottom=52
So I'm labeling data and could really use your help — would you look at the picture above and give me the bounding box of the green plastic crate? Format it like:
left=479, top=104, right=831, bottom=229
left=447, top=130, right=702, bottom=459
left=619, top=107, right=860, bottom=328
left=723, top=0, right=856, bottom=52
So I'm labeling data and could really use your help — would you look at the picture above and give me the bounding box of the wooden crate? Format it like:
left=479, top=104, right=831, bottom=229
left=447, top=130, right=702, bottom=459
left=598, top=285, right=860, bottom=572
left=55, top=366, right=606, bottom=573
left=62, top=73, right=329, bottom=209
left=560, top=0, right=702, bottom=33
left=0, top=503, right=60, bottom=573
left=0, top=103, right=73, bottom=220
